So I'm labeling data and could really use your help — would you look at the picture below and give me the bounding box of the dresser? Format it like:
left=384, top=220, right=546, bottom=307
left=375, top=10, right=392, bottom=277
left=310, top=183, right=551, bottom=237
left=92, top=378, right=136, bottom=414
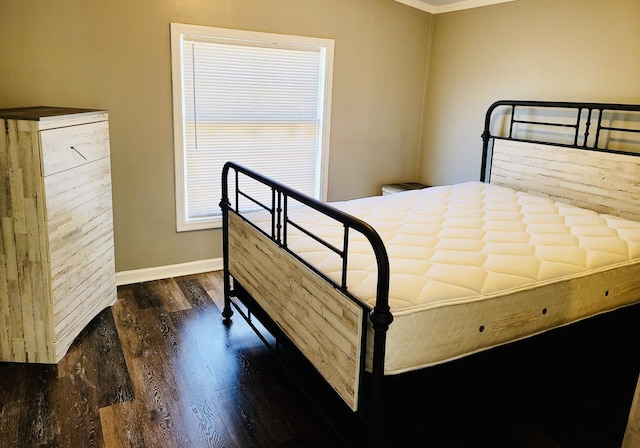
left=0, top=106, right=117, bottom=363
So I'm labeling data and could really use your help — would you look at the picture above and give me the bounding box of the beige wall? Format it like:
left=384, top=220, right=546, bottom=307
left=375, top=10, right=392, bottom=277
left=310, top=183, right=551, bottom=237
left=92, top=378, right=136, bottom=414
left=420, top=0, right=640, bottom=186
left=0, top=0, right=430, bottom=273
left=7, top=0, right=636, bottom=275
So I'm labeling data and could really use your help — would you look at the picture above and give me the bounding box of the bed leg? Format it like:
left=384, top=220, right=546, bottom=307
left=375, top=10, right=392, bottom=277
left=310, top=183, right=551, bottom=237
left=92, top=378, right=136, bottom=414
left=220, top=194, right=233, bottom=322
left=368, top=305, right=394, bottom=448
left=222, top=272, right=233, bottom=321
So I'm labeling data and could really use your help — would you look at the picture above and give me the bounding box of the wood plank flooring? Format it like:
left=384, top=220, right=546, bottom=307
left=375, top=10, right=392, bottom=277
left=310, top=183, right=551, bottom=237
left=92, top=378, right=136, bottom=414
left=0, top=271, right=343, bottom=448
left=0, top=270, right=638, bottom=447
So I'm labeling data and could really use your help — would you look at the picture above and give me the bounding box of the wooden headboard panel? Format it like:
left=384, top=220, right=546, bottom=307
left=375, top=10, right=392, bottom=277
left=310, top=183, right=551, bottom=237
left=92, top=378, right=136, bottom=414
left=481, top=100, right=640, bottom=221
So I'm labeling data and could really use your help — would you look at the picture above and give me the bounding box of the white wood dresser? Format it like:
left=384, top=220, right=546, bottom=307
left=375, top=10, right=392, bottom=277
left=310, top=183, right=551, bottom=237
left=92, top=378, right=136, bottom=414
left=0, top=106, right=116, bottom=363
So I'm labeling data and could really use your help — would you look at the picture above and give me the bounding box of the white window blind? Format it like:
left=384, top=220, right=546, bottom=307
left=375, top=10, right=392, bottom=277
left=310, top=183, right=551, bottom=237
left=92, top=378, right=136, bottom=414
left=171, top=24, right=334, bottom=231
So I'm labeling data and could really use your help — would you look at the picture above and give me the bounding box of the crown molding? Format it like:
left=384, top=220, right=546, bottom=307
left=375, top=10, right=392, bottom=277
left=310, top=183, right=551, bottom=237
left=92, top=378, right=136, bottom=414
left=395, top=0, right=516, bottom=14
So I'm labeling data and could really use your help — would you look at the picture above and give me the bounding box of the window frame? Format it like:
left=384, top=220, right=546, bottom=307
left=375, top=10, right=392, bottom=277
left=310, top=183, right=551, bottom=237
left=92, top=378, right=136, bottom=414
left=170, top=23, right=334, bottom=231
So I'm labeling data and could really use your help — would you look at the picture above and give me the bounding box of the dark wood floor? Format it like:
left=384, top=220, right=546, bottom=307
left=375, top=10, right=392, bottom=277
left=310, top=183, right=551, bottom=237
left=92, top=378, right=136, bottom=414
left=0, top=270, right=638, bottom=447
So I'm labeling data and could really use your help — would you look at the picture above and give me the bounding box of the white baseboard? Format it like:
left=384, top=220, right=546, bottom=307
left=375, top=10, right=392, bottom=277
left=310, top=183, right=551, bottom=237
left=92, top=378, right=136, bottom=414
left=115, top=258, right=223, bottom=286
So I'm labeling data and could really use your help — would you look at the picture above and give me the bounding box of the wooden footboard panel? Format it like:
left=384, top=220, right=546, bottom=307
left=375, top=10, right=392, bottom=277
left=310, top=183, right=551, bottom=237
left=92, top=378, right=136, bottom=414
left=228, top=211, right=365, bottom=411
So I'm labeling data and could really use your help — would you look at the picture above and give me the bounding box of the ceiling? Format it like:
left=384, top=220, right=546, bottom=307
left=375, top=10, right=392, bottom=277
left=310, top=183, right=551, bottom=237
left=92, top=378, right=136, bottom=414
left=395, top=0, right=516, bottom=14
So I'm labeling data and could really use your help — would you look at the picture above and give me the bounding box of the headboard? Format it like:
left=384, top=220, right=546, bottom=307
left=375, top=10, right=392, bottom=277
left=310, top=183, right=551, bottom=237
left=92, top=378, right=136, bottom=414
left=481, top=100, right=640, bottom=221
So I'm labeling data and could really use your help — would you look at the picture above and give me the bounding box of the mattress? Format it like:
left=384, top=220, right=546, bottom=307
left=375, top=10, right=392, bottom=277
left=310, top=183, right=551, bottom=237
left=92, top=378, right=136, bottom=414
left=249, top=182, right=640, bottom=374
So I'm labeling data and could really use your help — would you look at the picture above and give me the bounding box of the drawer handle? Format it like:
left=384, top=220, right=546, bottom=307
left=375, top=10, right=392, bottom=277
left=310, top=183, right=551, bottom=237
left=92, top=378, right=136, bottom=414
left=71, top=146, right=88, bottom=161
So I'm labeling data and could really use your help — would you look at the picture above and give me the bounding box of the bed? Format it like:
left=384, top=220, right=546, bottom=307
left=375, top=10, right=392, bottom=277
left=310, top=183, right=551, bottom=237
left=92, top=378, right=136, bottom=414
left=219, top=100, right=640, bottom=445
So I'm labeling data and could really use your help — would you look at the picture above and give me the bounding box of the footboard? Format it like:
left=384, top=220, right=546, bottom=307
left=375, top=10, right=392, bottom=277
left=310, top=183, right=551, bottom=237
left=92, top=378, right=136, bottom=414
left=220, top=162, right=392, bottom=413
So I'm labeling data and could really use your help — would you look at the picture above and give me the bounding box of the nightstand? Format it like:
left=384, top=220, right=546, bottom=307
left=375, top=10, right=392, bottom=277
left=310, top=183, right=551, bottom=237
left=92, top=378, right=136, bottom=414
left=381, top=182, right=429, bottom=195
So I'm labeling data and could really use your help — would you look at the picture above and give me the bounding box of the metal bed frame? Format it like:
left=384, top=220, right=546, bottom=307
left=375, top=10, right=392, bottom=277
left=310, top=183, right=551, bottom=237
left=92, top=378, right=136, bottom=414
left=220, top=100, right=640, bottom=446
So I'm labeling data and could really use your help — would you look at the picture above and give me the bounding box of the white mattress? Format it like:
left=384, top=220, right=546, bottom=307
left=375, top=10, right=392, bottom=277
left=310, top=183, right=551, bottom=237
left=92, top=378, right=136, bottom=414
left=251, top=182, right=640, bottom=374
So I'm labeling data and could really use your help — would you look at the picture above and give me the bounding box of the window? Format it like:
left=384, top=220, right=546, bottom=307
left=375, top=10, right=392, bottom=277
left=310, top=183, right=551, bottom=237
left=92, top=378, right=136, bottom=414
left=170, top=23, right=334, bottom=231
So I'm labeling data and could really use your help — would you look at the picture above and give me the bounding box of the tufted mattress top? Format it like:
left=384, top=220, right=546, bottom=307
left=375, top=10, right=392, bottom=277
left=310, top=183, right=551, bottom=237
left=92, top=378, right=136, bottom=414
left=256, top=182, right=640, bottom=374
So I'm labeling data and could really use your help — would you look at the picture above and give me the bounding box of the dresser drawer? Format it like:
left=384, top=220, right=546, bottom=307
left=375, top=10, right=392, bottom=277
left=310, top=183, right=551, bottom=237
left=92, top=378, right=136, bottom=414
left=40, top=120, right=110, bottom=176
